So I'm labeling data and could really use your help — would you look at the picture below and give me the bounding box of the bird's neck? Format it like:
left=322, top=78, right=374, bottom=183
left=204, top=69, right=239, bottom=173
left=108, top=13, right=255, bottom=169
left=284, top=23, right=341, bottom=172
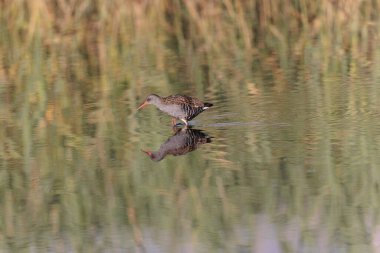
left=153, top=99, right=171, bottom=112
left=152, top=97, right=164, bottom=107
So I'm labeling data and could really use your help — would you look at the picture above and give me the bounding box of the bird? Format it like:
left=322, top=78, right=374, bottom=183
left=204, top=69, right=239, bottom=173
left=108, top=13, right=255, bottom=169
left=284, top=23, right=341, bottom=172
left=137, top=94, right=213, bottom=126
left=142, top=128, right=212, bottom=161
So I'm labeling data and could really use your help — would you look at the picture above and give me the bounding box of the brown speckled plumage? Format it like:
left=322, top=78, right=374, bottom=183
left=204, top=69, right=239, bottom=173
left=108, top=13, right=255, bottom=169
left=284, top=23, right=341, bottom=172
left=137, top=94, right=213, bottom=126
left=162, top=95, right=205, bottom=107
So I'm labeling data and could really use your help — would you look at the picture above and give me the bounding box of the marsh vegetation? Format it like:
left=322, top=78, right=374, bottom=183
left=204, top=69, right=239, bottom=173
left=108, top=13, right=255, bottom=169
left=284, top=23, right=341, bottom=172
left=1, top=0, right=380, bottom=252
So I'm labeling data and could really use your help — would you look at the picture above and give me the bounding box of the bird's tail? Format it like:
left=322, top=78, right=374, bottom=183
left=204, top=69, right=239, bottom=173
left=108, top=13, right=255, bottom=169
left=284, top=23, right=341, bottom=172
left=203, top=103, right=213, bottom=109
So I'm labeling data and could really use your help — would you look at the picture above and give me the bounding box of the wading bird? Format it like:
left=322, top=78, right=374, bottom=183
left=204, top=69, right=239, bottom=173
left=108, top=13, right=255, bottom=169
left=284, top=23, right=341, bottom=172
left=137, top=94, right=213, bottom=126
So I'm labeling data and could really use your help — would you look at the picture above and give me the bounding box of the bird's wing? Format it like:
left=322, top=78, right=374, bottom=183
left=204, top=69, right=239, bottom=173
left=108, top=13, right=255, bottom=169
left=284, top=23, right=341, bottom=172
left=163, top=95, right=204, bottom=107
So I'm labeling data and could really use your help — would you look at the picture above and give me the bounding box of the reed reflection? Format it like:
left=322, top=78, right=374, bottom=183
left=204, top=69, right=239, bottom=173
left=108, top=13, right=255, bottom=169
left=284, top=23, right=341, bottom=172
left=142, top=128, right=212, bottom=161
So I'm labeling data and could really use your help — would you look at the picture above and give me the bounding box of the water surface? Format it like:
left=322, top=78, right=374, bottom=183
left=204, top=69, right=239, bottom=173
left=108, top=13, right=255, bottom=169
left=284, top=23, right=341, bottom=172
left=1, top=3, right=380, bottom=253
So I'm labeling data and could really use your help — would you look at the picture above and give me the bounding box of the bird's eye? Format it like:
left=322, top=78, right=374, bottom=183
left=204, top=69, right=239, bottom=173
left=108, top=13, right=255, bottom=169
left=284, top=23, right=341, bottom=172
left=147, top=97, right=151, bottom=102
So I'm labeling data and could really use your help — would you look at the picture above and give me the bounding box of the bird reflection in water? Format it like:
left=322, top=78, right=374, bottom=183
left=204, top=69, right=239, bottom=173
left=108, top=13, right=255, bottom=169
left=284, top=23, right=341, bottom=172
left=142, top=128, right=212, bottom=162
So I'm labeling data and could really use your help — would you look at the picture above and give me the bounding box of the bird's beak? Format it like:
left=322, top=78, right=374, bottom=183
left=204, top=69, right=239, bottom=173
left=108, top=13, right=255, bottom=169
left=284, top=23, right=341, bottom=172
left=141, top=150, right=152, bottom=157
left=137, top=101, right=148, bottom=110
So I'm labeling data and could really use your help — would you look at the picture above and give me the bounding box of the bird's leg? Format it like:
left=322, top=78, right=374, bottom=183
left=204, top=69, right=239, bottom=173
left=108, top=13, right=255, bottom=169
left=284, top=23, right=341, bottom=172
left=171, top=118, right=176, bottom=126
left=171, top=118, right=181, bottom=133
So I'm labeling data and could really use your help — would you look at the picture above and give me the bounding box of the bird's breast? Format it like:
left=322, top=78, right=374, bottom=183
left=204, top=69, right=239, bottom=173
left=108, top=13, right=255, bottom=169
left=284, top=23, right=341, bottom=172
left=159, top=104, right=186, bottom=118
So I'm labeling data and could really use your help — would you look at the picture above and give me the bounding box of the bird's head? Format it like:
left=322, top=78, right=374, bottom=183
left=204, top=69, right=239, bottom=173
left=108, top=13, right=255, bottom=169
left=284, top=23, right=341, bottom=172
left=141, top=149, right=162, bottom=161
left=137, top=94, right=161, bottom=110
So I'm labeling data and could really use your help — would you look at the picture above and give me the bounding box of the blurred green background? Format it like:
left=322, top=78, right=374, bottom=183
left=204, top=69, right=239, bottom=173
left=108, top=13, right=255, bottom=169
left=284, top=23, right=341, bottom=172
left=1, top=0, right=380, bottom=252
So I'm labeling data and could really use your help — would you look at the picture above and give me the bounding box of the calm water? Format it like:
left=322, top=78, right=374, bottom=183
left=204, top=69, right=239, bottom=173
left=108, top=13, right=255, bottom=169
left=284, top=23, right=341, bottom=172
left=2, top=16, right=380, bottom=253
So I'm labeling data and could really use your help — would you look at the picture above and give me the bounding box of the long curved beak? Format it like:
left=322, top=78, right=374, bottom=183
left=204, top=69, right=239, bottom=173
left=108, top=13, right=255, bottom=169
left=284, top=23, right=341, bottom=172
left=137, top=101, right=148, bottom=110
